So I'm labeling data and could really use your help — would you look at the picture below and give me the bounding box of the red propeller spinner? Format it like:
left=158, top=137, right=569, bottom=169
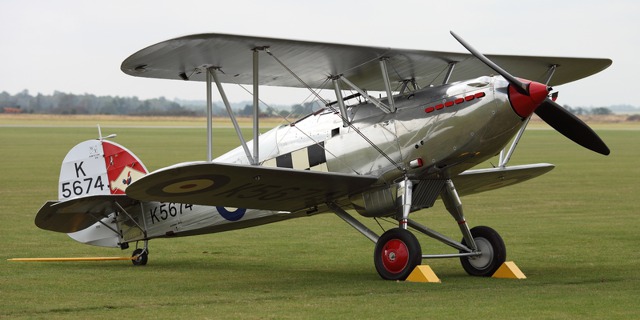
left=508, top=80, right=551, bottom=118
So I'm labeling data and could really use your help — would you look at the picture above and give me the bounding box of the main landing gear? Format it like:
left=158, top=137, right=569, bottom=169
left=460, top=226, right=506, bottom=277
left=332, top=178, right=507, bottom=280
left=374, top=228, right=422, bottom=280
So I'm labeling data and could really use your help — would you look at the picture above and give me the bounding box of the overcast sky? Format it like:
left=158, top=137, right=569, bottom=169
left=0, top=0, right=637, bottom=107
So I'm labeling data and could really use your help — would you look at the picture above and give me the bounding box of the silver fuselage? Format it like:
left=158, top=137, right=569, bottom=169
left=71, top=76, right=526, bottom=246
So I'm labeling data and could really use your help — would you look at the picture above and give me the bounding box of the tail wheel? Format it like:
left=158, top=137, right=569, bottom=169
left=132, top=248, right=148, bottom=266
left=374, top=228, right=422, bottom=280
left=460, top=226, right=506, bottom=277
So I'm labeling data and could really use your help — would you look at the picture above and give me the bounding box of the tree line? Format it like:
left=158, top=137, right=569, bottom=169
left=0, top=90, right=196, bottom=116
left=563, top=105, right=612, bottom=116
left=0, top=89, right=320, bottom=117
left=1, top=89, right=614, bottom=117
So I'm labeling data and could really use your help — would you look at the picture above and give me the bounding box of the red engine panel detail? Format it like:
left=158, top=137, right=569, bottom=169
left=424, top=91, right=486, bottom=114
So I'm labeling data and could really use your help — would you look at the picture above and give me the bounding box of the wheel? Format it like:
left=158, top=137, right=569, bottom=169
left=131, top=248, right=148, bottom=266
left=374, top=228, right=422, bottom=280
left=460, top=226, right=506, bottom=277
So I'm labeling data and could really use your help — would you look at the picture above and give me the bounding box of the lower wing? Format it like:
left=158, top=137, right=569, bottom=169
left=453, top=163, right=555, bottom=197
left=125, top=161, right=379, bottom=212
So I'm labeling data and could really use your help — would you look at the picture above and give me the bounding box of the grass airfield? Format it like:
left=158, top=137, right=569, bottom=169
left=1, top=115, right=639, bottom=319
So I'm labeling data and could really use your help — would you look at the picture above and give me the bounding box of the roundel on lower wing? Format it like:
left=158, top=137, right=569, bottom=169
left=161, top=179, right=215, bottom=194
left=145, top=174, right=230, bottom=197
left=216, top=207, right=246, bottom=221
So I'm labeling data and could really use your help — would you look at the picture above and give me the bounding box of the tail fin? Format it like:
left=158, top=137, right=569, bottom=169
left=58, top=139, right=148, bottom=200
left=52, top=138, right=148, bottom=248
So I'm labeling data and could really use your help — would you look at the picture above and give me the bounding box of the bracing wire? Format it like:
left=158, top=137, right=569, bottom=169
left=230, top=78, right=363, bottom=175
left=264, top=50, right=405, bottom=173
left=227, top=48, right=407, bottom=175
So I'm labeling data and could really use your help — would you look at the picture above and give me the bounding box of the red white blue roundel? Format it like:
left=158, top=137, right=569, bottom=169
left=216, top=207, right=246, bottom=221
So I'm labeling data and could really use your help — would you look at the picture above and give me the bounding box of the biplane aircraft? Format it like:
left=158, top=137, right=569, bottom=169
left=34, top=32, right=611, bottom=280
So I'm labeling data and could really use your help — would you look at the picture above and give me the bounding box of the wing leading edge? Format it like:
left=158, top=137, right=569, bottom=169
left=125, top=162, right=379, bottom=212
left=122, top=33, right=611, bottom=90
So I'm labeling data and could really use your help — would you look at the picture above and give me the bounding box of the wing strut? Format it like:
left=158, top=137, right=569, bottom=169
left=498, top=117, right=531, bottom=168
left=259, top=47, right=402, bottom=171
left=399, top=78, right=419, bottom=95
left=208, top=67, right=256, bottom=165
left=252, top=48, right=263, bottom=165
left=543, top=64, right=558, bottom=85
left=338, top=75, right=393, bottom=114
left=379, top=57, right=396, bottom=112
left=205, top=47, right=267, bottom=165
left=332, top=77, right=350, bottom=127
left=442, top=62, right=457, bottom=85
left=206, top=67, right=213, bottom=162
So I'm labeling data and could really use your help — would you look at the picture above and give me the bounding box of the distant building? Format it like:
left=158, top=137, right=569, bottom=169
left=2, top=107, right=22, bottom=113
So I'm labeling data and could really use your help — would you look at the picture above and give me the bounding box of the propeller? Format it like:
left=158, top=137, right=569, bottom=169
left=450, top=31, right=610, bottom=156
left=535, top=98, right=610, bottom=155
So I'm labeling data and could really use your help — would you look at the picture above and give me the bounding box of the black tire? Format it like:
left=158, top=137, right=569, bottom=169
left=460, top=226, right=506, bottom=277
left=374, top=228, right=422, bottom=280
left=132, top=248, right=148, bottom=266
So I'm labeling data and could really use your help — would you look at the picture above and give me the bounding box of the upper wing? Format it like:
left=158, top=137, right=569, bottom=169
left=453, top=163, right=555, bottom=197
left=121, top=33, right=611, bottom=90
left=125, top=161, right=378, bottom=212
left=35, top=195, right=137, bottom=233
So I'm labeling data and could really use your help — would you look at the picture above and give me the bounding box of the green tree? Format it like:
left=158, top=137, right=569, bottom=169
left=591, top=107, right=612, bottom=115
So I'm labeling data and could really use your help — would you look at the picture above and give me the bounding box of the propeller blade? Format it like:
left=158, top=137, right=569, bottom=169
left=450, top=31, right=530, bottom=95
left=534, top=99, right=610, bottom=155
left=450, top=31, right=609, bottom=156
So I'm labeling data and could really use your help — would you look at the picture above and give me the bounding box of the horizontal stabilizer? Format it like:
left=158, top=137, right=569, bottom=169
left=453, top=163, right=555, bottom=197
left=126, top=161, right=378, bottom=212
left=35, top=195, right=137, bottom=233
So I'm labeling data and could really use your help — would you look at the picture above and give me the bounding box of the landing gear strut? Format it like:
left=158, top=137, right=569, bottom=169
left=331, top=178, right=509, bottom=280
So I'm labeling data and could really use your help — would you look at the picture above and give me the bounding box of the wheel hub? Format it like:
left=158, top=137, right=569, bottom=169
left=381, top=239, right=409, bottom=274
left=468, top=237, right=494, bottom=270
left=388, top=252, right=396, bottom=261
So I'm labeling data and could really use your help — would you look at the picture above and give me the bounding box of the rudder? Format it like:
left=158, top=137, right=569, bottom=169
left=52, top=138, right=148, bottom=247
left=58, top=139, right=148, bottom=200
